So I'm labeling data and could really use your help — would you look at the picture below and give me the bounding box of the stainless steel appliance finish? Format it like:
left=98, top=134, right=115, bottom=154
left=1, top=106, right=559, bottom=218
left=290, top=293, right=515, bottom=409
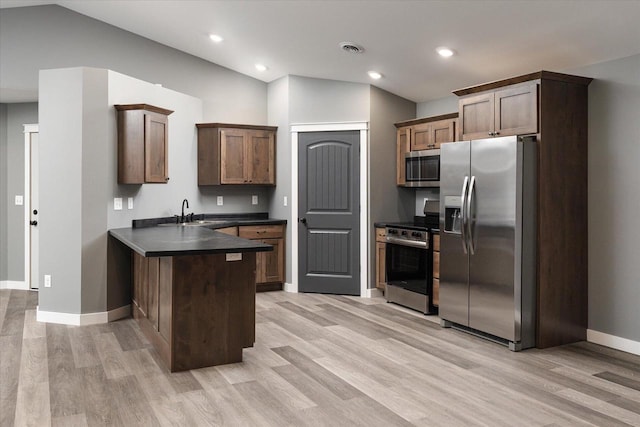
left=385, top=226, right=436, bottom=314
left=439, top=135, right=536, bottom=351
left=404, top=149, right=440, bottom=187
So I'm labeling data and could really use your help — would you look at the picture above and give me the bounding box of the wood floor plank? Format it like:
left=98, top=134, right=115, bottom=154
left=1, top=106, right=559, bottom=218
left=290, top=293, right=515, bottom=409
left=3, top=289, right=640, bottom=426
left=22, top=309, right=46, bottom=339
left=0, top=334, right=22, bottom=427
left=555, top=388, right=640, bottom=426
left=595, top=371, right=640, bottom=392
left=233, top=380, right=305, bottom=426
left=271, top=345, right=365, bottom=401
left=51, top=413, right=88, bottom=427
left=276, top=301, right=338, bottom=327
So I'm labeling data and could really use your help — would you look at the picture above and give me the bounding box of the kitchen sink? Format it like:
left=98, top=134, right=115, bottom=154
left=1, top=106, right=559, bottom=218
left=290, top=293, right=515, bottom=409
left=158, top=220, right=229, bottom=227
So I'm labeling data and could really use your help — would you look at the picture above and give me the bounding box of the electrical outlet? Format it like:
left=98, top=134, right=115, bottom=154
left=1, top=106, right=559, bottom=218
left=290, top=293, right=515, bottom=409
left=284, top=196, right=288, bottom=207
left=44, top=274, right=52, bottom=288
left=252, top=195, right=258, bottom=205
left=15, top=195, right=24, bottom=206
left=217, top=196, right=223, bottom=206
left=127, top=197, right=134, bottom=209
left=114, top=197, right=123, bottom=210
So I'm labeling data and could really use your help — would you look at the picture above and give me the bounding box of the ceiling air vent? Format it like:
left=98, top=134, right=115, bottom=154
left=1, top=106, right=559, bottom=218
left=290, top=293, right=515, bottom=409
left=339, top=42, right=364, bottom=54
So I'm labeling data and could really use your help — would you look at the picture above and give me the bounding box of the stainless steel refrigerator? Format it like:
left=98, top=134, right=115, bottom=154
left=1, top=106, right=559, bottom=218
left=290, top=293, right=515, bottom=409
left=439, top=135, right=536, bottom=351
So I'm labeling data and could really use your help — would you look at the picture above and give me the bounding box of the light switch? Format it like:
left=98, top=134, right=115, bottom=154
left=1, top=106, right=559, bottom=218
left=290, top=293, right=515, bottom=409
left=217, top=196, right=223, bottom=206
left=114, top=197, right=123, bottom=210
left=44, top=274, right=52, bottom=288
left=252, top=195, right=258, bottom=205
left=15, top=195, right=23, bottom=206
left=284, top=196, right=288, bottom=207
left=128, top=197, right=134, bottom=209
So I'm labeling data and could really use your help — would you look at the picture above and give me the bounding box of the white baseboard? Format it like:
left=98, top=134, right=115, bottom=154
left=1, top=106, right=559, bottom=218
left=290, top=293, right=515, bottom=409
left=587, top=329, right=640, bottom=356
left=37, top=304, right=131, bottom=326
left=0, top=280, right=29, bottom=290
left=283, top=282, right=297, bottom=293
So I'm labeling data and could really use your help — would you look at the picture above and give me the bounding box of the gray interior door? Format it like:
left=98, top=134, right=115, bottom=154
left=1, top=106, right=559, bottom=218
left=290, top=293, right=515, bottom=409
left=298, top=131, right=360, bottom=295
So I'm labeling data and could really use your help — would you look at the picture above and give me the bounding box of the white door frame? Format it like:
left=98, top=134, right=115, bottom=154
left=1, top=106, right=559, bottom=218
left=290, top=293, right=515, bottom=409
left=291, top=122, right=374, bottom=298
left=24, top=124, right=39, bottom=289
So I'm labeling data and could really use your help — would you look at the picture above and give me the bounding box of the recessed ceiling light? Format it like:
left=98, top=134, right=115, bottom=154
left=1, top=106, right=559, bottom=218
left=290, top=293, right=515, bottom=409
left=209, top=34, right=224, bottom=43
left=368, top=71, right=382, bottom=80
left=255, top=63, right=268, bottom=72
left=436, top=47, right=455, bottom=57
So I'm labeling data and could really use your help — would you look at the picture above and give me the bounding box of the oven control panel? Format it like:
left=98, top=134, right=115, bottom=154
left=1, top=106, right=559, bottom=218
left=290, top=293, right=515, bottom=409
left=386, top=227, right=429, bottom=248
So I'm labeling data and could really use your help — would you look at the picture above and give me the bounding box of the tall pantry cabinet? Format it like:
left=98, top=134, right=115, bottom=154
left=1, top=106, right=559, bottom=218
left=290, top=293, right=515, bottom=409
left=453, top=71, right=592, bottom=349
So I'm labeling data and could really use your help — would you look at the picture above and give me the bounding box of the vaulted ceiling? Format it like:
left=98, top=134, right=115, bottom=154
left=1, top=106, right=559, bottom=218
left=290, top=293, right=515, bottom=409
left=2, top=0, right=640, bottom=102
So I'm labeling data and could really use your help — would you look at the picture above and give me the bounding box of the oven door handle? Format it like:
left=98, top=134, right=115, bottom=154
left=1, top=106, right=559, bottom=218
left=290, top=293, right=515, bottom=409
left=385, top=236, right=428, bottom=249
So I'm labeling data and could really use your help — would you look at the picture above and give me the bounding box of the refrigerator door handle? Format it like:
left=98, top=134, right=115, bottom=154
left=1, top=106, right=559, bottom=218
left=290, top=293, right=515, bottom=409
left=467, top=175, right=476, bottom=255
left=460, top=175, right=469, bottom=254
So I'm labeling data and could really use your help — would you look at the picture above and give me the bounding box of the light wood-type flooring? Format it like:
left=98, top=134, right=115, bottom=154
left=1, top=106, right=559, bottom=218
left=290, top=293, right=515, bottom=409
left=2, top=289, right=640, bottom=426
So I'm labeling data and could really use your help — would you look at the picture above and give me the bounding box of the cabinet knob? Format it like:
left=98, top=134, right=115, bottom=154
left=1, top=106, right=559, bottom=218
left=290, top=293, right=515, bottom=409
left=488, top=132, right=495, bottom=136
left=165, top=177, right=170, bottom=181
left=494, top=131, right=500, bottom=136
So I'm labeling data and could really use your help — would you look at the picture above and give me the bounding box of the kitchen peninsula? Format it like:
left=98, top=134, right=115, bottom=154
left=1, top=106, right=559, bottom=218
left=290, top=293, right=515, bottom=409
left=108, top=225, right=272, bottom=372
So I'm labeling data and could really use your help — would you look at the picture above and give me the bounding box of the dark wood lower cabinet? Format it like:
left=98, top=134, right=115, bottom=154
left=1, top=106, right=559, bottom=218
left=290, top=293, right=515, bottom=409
left=132, top=251, right=256, bottom=372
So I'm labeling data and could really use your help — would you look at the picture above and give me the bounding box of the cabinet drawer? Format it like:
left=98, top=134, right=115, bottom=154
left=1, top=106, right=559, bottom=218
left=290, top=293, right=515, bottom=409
left=375, top=227, right=387, bottom=242
left=239, top=224, right=284, bottom=239
left=433, top=251, right=440, bottom=279
left=433, top=234, right=440, bottom=252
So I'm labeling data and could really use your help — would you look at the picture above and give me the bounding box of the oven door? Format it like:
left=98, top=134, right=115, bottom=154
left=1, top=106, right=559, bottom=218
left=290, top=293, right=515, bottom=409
left=385, top=240, right=429, bottom=294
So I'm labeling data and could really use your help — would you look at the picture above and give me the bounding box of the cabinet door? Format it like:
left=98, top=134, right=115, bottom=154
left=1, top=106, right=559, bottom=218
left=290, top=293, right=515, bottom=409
left=494, top=84, right=538, bottom=137
left=144, top=112, right=169, bottom=183
left=459, top=92, right=495, bottom=140
left=247, top=130, right=275, bottom=184
left=220, top=129, right=247, bottom=184
left=431, top=119, right=456, bottom=149
left=396, top=127, right=410, bottom=185
left=257, top=238, right=284, bottom=283
left=411, top=122, right=433, bottom=150
left=376, top=242, right=386, bottom=290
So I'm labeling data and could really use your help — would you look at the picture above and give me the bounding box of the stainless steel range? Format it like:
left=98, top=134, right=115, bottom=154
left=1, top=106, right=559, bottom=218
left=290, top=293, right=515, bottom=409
left=385, top=224, right=436, bottom=314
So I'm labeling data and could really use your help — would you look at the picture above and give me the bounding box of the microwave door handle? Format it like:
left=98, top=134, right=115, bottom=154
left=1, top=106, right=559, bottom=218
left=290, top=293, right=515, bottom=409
left=460, top=176, right=469, bottom=254
left=467, top=175, right=476, bottom=255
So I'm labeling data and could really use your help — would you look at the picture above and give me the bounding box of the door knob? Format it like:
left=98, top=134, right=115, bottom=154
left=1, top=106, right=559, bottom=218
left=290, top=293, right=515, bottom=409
left=30, top=220, right=38, bottom=226
left=33, top=209, right=38, bottom=215
left=299, top=217, right=307, bottom=225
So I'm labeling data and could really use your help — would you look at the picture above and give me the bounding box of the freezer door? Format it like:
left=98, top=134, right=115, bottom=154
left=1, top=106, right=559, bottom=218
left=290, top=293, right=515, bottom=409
left=468, top=136, right=519, bottom=341
left=439, top=140, right=470, bottom=326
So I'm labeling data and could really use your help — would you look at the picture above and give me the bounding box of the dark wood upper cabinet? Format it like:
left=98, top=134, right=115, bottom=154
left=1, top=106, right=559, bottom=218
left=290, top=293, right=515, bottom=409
left=115, top=104, right=173, bottom=184
left=197, top=123, right=277, bottom=186
left=458, top=83, right=538, bottom=140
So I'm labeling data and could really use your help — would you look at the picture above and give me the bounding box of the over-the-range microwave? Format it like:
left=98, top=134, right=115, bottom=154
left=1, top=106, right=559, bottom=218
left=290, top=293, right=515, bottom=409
left=404, top=149, right=440, bottom=187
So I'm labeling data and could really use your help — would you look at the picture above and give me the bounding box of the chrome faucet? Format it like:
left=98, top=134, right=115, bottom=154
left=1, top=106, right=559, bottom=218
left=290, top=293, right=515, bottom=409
left=181, top=199, right=189, bottom=223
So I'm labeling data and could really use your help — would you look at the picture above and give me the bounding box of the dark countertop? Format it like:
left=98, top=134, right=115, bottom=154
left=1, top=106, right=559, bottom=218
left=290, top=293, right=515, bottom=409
left=132, top=212, right=286, bottom=229
left=109, top=226, right=273, bottom=257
